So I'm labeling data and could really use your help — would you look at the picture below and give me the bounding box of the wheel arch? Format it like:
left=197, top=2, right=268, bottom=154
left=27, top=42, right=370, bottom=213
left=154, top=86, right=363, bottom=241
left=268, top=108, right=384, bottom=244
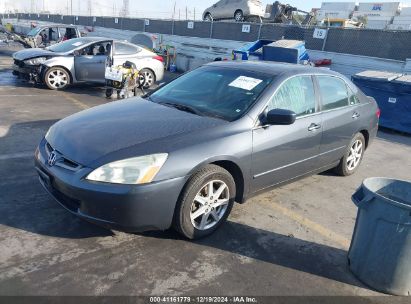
left=359, top=129, right=369, bottom=149
left=184, top=157, right=246, bottom=204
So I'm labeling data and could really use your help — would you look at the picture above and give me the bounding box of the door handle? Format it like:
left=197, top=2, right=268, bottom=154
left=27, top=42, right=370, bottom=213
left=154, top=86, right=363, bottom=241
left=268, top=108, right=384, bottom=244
left=308, top=123, right=321, bottom=132
left=352, top=112, right=360, bottom=119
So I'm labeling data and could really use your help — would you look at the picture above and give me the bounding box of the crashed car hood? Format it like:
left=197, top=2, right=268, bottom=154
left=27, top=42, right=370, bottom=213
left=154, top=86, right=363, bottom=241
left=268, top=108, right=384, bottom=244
left=13, top=48, right=58, bottom=61
left=46, top=98, right=227, bottom=166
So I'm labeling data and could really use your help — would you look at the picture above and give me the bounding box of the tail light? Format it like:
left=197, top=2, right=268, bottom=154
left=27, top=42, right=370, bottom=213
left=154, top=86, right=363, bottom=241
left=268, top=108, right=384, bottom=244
left=153, top=55, right=164, bottom=63
left=376, top=109, right=381, bottom=119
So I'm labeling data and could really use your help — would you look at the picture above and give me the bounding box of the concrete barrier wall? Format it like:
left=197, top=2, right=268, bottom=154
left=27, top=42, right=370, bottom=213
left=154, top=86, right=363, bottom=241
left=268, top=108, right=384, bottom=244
left=3, top=13, right=411, bottom=61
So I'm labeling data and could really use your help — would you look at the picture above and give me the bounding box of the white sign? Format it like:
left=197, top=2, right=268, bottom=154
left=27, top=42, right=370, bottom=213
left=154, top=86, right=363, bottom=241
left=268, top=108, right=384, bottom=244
left=37, top=14, right=40, bottom=18
left=313, top=28, right=327, bottom=39
left=93, top=16, right=96, bottom=22
left=75, top=16, right=79, bottom=21
left=229, top=76, right=262, bottom=91
left=187, top=21, right=194, bottom=29
left=114, top=18, right=119, bottom=24
left=242, top=24, right=251, bottom=33
left=61, top=15, right=64, bottom=20
left=388, top=97, right=397, bottom=104
left=47, top=15, right=49, bottom=19
left=145, top=19, right=150, bottom=26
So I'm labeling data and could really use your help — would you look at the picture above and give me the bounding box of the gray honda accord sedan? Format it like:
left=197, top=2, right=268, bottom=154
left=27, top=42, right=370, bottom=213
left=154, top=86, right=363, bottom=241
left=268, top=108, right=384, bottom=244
left=35, top=61, right=379, bottom=239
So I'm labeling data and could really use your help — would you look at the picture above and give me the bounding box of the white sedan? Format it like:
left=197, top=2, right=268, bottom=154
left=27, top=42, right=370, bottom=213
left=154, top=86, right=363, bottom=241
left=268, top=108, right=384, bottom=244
left=12, top=37, right=164, bottom=90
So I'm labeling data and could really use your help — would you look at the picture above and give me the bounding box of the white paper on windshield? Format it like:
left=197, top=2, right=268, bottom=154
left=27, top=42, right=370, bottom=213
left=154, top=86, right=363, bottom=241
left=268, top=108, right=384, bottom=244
left=229, top=76, right=262, bottom=91
left=72, top=42, right=83, bottom=47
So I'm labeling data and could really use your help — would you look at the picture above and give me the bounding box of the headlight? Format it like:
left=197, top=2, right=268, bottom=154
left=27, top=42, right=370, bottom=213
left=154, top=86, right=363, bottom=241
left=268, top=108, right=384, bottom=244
left=86, top=154, right=168, bottom=185
left=24, top=57, right=47, bottom=65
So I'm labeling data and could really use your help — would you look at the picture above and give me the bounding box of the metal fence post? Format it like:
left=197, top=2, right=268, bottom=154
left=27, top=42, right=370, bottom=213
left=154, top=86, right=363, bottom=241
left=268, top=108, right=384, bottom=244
left=210, top=21, right=214, bottom=39
left=322, top=28, right=329, bottom=51
left=258, top=23, right=263, bottom=40
left=143, top=20, right=146, bottom=32
left=172, top=20, right=175, bottom=35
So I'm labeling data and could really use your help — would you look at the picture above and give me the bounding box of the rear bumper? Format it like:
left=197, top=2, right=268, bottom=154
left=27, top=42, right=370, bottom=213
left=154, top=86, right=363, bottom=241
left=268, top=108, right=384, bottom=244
left=34, top=141, right=187, bottom=232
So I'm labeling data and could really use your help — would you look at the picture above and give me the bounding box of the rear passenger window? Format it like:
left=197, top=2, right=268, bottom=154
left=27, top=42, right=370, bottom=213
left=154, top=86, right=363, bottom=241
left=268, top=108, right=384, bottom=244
left=114, top=42, right=140, bottom=55
left=348, top=86, right=360, bottom=105
left=268, top=76, right=316, bottom=117
left=317, top=76, right=349, bottom=110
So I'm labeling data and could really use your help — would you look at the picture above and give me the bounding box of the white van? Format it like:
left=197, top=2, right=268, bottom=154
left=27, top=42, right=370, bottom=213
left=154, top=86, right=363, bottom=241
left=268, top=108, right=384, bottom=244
left=203, top=0, right=265, bottom=22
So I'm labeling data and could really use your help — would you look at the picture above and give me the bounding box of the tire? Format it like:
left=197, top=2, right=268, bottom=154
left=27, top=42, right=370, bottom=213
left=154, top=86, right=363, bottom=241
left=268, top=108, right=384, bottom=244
left=234, top=10, right=244, bottom=22
left=44, top=67, right=70, bottom=90
left=203, top=13, right=212, bottom=22
left=139, top=69, right=154, bottom=89
left=334, top=133, right=366, bottom=176
left=173, top=165, right=236, bottom=240
left=105, top=88, right=113, bottom=98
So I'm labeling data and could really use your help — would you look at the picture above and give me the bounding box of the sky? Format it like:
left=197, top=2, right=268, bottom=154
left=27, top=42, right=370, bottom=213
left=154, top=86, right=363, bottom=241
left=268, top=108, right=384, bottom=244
left=1, top=0, right=411, bottom=18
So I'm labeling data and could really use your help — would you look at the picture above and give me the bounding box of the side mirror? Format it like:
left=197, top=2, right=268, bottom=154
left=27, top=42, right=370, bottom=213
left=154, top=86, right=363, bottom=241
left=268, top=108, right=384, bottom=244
left=265, top=109, right=297, bottom=125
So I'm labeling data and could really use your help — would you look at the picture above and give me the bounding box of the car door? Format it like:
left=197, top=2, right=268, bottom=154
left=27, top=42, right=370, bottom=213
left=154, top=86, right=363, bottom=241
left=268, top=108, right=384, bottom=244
left=213, top=0, right=228, bottom=19
left=315, top=75, right=362, bottom=166
left=74, top=41, right=111, bottom=82
left=251, top=75, right=323, bottom=192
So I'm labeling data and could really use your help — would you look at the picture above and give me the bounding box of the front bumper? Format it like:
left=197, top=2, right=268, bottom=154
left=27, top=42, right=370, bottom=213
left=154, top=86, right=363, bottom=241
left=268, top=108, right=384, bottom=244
left=34, top=140, right=187, bottom=232
left=12, top=63, right=42, bottom=82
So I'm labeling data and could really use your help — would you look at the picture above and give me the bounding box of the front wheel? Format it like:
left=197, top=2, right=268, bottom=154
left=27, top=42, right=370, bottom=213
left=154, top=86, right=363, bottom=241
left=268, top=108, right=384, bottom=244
left=334, top=133, right=365, bottom=176
left=173, top=165, right=236, bottom=239
left=203, top=13, right=213, bottom=22
left=44, top=67, right=70, bottom=90
left=105, top=88, right=113, bottom=98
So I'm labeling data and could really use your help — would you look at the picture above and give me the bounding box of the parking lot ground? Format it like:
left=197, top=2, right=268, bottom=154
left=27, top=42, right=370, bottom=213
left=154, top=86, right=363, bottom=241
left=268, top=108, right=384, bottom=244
left=1, top=45, right=411, bottom=297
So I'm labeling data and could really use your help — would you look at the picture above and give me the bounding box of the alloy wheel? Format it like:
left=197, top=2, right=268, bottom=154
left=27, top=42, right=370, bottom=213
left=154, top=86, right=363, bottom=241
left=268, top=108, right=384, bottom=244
left=140, top=70, right=154, bottom=88
left=47, top=69, right=68, bottom=89
left=190, top=180, right=230, bottom=230
left=234, top=11, right=244, bottom=22
left=347, top=139, right=363, bottom=171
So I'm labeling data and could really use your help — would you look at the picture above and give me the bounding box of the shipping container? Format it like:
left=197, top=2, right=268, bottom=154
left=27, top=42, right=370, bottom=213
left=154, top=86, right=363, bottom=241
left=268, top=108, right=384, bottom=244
left=357, top=2, right=400, bottom=14
left=320, top=2, right=356, bottom=11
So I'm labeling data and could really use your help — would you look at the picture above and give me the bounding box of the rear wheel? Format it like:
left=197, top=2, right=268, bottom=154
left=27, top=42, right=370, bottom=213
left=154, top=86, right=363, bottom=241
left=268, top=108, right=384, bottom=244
left=173, top=165, right=236, bottom=239
left=203, top=13, right=213, bottom=22
left=234, top=10, right=244, bottom=22
left=334, top=133, right=365, bottom=176
left=105, top=88, right=113, bottom=98
left=44, top=67, right=70, bottom=90
left=139, top=69, right=154, bottom=88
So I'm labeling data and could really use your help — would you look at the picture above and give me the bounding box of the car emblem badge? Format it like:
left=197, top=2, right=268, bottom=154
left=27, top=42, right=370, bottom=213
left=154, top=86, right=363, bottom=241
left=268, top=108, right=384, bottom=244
left=48, top=151, right=58, bottom=167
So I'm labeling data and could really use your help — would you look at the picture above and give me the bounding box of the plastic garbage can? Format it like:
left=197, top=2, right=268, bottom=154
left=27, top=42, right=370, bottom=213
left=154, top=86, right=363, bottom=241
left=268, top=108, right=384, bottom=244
left=348, top=177, right=411, bottom=295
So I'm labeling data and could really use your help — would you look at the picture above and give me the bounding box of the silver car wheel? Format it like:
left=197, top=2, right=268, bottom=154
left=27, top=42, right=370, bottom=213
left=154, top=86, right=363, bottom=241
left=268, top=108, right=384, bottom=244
left=234, top=11, right=244, bottom=22
left=190, top=180, right=230, bottom=231
left=139, top=70, right=154, bottom=88
left=47, top=69, right=69, bottom=89
left=204, top=13, right=212, bottom=22
left=347, top=139, right=363, bottom=171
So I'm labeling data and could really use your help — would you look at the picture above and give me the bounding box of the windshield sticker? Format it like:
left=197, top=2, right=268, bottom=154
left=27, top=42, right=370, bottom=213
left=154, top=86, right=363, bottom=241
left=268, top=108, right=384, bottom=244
left=229, top=76, right=263, bottom=91
left=72, top=42, right=83, bottom=47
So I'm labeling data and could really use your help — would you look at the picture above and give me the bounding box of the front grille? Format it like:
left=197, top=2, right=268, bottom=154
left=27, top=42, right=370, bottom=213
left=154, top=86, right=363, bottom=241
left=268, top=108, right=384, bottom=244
left=45, top=142, right=82, bottom=171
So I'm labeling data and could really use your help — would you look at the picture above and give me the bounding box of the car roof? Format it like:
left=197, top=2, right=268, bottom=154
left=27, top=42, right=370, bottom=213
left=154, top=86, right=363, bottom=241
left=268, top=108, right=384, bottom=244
left=71, top=37, right=132, bottom=44
left=205, top=60, right=341, bottom=78
left=37, top=24, right=78, bottom=28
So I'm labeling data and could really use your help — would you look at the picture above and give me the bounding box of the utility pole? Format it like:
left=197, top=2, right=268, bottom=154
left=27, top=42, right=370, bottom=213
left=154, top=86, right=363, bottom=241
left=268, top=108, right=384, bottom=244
left=87, top=0, right=92, bottom=16
left=172, top=1, right=176, bottom=20
left=185, top=6, right=187, bottom=20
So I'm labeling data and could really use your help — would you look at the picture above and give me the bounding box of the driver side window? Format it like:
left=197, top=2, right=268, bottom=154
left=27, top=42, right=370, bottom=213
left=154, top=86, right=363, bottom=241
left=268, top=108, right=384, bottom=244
left=268, top=76, right=316, bottom=117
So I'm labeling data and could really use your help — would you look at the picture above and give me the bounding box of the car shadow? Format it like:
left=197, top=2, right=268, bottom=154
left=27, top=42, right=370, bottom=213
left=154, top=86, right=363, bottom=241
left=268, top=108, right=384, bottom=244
left=141, top=220, right=369, bottom=291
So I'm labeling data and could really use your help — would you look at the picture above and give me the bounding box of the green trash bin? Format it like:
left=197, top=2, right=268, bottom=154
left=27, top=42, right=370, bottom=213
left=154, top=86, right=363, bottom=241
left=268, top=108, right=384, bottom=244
left=348, top=177, right=411, bottom=295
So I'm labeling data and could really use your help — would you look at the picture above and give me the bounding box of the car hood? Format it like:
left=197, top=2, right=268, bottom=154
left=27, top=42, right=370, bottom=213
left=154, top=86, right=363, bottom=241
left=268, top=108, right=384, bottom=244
left=46, top=98, right=227, bottom=166
left=13, top=48, right=58, bottom=60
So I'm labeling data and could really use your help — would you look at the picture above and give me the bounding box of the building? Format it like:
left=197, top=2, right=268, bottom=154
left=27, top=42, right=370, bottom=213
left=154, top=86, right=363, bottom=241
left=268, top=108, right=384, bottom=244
left=389, top=6, right=411, bottom=30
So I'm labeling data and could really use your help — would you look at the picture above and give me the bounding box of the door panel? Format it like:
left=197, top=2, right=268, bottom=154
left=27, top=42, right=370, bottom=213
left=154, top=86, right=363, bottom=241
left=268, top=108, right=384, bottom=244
left=251, top=75, right=322, bottom=192
left=251, top=116, right=323, bottom=192
left=316, top=75, right=362, bottom=166
left=74, top=55, right=106, bottom=82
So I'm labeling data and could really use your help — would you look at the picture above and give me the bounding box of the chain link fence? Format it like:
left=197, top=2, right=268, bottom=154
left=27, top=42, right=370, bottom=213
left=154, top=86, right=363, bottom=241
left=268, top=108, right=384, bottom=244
left=3, top=13, right=411, bottom=61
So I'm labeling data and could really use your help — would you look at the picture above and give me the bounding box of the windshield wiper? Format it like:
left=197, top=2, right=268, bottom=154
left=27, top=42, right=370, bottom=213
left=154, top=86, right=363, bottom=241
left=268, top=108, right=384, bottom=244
left=158, top=102, right=204, bottom=117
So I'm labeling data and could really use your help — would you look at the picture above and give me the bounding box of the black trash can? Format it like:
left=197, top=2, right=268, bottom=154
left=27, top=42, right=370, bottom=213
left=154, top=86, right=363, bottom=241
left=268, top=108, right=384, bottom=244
left=348, top=177, right=411, bottom=295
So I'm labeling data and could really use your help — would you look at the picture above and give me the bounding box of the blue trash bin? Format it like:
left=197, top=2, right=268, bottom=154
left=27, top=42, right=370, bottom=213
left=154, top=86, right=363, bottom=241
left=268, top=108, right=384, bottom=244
left=349, top=177, right=411, bottom=295
left=352, top=71, right=411, bottom=135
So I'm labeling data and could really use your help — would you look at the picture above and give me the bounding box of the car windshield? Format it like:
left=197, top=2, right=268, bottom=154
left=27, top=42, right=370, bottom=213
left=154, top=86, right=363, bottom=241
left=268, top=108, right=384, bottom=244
left=27, top=27, right=42, bottom=37
left=47, top=38, right=87, bottom=53
left=149, top=66, right=274, bottom=121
